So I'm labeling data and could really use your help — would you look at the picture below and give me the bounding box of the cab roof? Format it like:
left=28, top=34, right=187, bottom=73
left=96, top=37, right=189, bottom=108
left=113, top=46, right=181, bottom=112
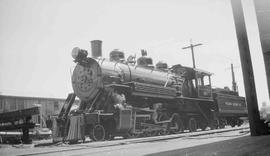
left=171, top=64, right=212, bottom=79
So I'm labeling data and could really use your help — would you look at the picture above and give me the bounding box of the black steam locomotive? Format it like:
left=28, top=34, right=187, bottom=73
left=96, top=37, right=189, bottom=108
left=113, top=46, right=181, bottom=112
left=52, top=40, right=247, bottom=142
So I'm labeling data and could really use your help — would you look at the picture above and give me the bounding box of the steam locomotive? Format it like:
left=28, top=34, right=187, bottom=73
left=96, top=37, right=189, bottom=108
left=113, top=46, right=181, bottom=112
left=53, top=40, right=247, bottom=142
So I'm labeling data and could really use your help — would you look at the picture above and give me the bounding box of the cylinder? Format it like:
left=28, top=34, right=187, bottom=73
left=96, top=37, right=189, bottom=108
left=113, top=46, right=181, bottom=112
left=91, top=40, right=102, bottom=58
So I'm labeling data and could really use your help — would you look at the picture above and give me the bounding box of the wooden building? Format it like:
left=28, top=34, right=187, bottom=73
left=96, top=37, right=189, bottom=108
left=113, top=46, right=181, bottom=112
left=0, top=95, right=79, bottom=127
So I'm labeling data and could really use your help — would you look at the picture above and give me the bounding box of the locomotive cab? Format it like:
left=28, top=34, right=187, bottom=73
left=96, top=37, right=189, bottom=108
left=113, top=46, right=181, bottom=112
left=171, top=65, right=212, bottom=99
left=195, top=68, right=212, bottom=99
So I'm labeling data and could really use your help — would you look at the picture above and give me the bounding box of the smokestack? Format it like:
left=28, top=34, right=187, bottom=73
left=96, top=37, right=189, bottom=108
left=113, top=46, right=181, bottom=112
left=91, top=40, right=102, bottom=58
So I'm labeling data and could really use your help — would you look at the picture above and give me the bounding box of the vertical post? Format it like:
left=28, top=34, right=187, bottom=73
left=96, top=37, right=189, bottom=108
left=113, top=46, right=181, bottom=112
left=191, top=46, right=196, bottom=69
left=22, top=116, right=32, bottom=144
left=231, top=0, right=269, bottom=136
left=209, top=75, right=213, bottom=99
left=40, top=104, right=43, bottom=128
left=253, top=0, right=270, bottom=100
left=231, top=63, right=237, bottom=92
left=182, top=41, right=202, bottom=94
left=182, top=41, right=202, bottom=69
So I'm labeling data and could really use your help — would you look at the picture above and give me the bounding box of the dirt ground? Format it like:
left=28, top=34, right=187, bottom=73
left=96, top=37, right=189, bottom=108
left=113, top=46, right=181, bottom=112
left=147, top=134, right=270, bottom=156
left=1, top=126, right=270, bottom=156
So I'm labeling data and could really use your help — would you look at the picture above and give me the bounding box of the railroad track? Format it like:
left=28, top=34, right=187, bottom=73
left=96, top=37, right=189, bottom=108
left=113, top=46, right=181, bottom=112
left=18, top=125, right=250, bottom=156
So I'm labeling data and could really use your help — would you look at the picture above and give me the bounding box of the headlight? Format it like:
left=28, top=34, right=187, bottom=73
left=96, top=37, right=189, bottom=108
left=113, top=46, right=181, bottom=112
left=71, top=47, right=81, bottom=60
left=71, top=47, right=88, bottom=60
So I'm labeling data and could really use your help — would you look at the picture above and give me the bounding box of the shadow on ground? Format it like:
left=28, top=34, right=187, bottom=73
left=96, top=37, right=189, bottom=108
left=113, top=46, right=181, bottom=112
left=146, top=134, right=270, bottom=156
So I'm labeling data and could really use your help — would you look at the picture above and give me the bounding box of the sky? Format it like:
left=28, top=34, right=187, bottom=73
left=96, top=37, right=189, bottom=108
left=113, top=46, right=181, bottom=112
left=0, top=0, right=269, bottom=107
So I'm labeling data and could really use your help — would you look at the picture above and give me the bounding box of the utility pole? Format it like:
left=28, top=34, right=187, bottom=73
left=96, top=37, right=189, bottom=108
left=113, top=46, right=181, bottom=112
left=231, top=63, right=238, bottom=92
left=231, top=0, right=269, bottom=136
left=225, top=63, right=239, bottom=92
left=182, top=40, right=202, bottom=69
left=253, top=0, right=270, bottom=103
left=182, top=40, right=202, bottom=93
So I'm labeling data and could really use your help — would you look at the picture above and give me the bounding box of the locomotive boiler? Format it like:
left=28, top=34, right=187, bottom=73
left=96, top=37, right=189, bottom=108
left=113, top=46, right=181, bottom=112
left=71, top=48, right=184, bottom=102
left=52, top=40, right=247, bottom=142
